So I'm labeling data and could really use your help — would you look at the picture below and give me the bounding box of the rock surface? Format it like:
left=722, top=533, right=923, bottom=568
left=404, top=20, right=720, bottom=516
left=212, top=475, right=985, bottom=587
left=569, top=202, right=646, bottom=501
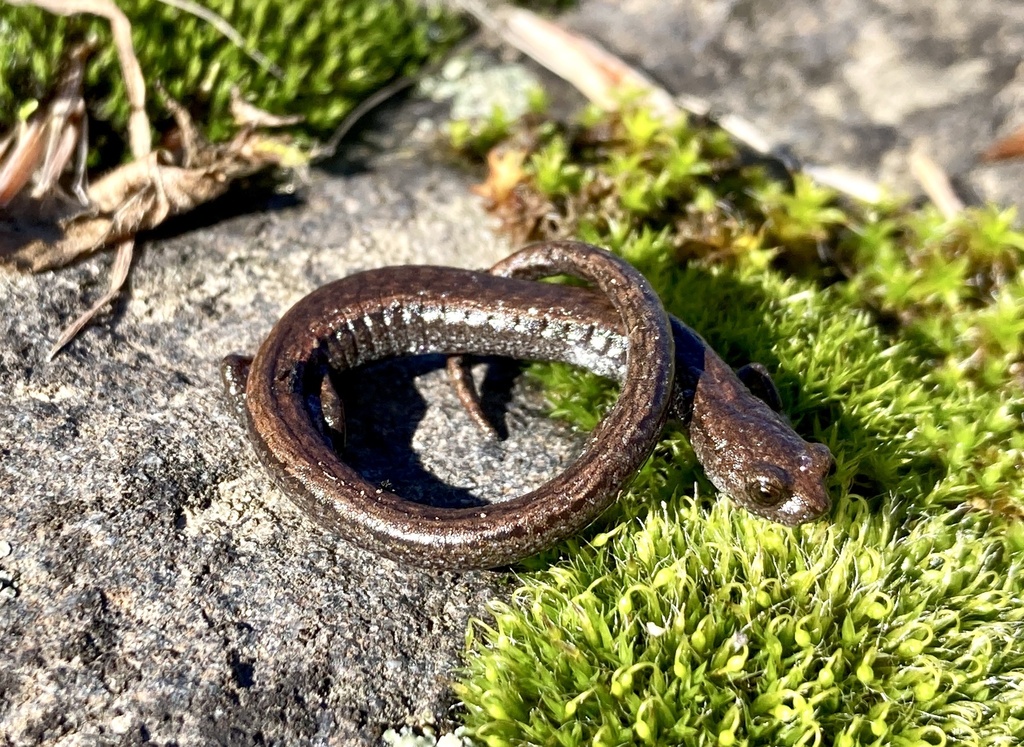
left=0, top=95, right=582, bottom=744
left=3, top=1, right=1023, bottom=745
left=563, top=0, right=1024, bottom=209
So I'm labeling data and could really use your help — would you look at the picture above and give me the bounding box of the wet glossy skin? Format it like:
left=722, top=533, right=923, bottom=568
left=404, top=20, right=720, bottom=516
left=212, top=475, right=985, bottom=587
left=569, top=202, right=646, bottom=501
left=222, top=240, right=833, bottom=570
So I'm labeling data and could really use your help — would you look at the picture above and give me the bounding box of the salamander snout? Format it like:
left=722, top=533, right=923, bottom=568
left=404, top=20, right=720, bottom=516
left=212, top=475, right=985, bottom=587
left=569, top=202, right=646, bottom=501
left=750, top=442, right=833, bottom=526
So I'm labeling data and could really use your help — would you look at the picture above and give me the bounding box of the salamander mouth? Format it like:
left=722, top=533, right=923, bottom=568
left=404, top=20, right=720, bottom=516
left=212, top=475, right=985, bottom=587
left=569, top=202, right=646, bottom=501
left=765, top=445, right=834, bottom=526
left=741, top=491, right=831, bottom=526
left=782, top=491, right=832, bottom=525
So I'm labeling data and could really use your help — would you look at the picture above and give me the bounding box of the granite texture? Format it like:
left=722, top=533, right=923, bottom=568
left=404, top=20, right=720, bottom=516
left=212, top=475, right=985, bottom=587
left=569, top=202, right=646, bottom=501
left=0, top=97, right=582, bottom=745
left=3, top=0, right=1023, bottom=744
left=562, top=0, right=1024, bottom=209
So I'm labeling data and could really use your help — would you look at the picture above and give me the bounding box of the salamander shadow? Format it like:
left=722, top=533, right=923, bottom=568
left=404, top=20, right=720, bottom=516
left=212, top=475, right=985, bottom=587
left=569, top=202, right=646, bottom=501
left=330, top=355, right=526, bottom=511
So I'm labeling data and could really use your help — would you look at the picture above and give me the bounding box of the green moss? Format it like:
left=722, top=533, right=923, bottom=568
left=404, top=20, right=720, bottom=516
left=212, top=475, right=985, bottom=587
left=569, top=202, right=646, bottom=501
left=0, top=0, right=463, bottom=159
left=453, top=105, right=1024, bottom=745
left=839, top=205, right=1024, bottom=389
left=449, top=105, right=516, bottom=159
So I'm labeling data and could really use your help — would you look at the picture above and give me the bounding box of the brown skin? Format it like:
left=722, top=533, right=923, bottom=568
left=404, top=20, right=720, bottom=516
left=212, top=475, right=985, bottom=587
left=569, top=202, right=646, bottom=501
left=677, top=320, right=833, bottom=525
left=222, top=241, right=833, bottom=570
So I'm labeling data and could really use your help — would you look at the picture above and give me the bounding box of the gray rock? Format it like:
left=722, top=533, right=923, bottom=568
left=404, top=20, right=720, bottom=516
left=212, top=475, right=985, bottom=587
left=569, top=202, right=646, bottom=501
left=564, top=0, right=1024, bottom=208
left=0, top=94, right=585, bottom=744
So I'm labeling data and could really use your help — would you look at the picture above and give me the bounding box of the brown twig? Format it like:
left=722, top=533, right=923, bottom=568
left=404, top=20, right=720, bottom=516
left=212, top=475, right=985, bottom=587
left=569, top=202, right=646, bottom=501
left=47, top=238, right=134, bottom=359
left=453, top=1, right=888, bottom=204
left=8, top=0, right=152, bottom=158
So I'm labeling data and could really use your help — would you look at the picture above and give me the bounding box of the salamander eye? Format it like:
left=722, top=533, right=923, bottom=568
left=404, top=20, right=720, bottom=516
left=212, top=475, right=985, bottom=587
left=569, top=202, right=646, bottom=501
left=746, top=469, right=790, bottom=507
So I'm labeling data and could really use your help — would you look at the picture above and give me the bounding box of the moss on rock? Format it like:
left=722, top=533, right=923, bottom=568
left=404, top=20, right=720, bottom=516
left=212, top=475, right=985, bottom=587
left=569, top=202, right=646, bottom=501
left=454, top=103, right=1024, bottom=746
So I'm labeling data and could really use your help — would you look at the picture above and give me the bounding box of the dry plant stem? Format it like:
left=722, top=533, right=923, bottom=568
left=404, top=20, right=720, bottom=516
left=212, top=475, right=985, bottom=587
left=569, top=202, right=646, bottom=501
left=455, top=0, right=677, bottom=118
left=675, top=90, right=887, bottom=203
left=8, top=0, right=152, bottom=158
left=800, top=164, right=886, bottom=205
left=0, top=40, right=91, bottom=208
left=157, top=85, right=200, bottom=168
left=0, top=3, right=302, bottom=356
left=316, top=33, right=481, bottom=160
left=31, top=41, right=91, bottom=201
left=909, top=145, right=964, bottom=219
left=47, top=238, right=134, bottom=359
left=31, top=136, right=282, bottom=353
left=5, top=139, right=280, bottom=274
left=454, top=1, right=887, bottom=204
left=673, top=92, right=772, bottom=153
left=230, top=88, right=303, bottom=129
left=157, top=0, right=285, bottom=80
left=35, top=107, right=85, bottom=201
left=317, top=74, right=422, bottom=159
left=0, top=120, right=47, bottom=207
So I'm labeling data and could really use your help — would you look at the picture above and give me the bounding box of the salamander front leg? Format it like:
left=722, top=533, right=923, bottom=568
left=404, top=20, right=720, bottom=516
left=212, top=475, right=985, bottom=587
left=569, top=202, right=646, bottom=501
left=736, top=362, right=785, bottom=414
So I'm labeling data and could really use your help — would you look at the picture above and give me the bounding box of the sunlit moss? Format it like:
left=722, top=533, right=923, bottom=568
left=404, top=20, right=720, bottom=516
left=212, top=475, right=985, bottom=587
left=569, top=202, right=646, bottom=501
left=453, top=103, right=1024, bottom=745
left=0, top=0, right=464, bottom=159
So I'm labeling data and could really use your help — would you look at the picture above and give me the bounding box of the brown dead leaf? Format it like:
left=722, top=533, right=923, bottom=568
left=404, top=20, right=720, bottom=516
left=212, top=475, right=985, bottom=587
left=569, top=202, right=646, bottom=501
left=0, top=131, right=297, bottom=272
left=471, top=147, right=527, bottom=205
left=0, top=0, right=309, bottom=357
left=9, top=0, right=152, bottom=158
left=980, top=124, right=1024, bottom=162
left=0, top=116, right=300, bottom=354
left=0, top=39, right=92, bottom=210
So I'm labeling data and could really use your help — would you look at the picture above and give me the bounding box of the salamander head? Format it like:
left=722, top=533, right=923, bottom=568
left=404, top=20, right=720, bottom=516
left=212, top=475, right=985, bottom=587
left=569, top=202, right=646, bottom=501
left=685, top=392, right=834, bottom=525
left=672, top=323, right=835, bottom=526
left=727, top=441, right=834, bottom=526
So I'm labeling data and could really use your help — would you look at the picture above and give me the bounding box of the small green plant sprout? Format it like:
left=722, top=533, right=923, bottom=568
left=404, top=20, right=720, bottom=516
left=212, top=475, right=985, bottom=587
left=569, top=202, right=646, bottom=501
left=449, top=104, right=516, bottom=160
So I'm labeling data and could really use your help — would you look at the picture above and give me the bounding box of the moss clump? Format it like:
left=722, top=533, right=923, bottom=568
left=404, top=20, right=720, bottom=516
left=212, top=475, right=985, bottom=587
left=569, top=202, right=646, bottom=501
left=0, top=0, right=463, bottom=158
left=453, top=105, right=1024, bottom=745
left=838, top=205, right=1024, bottom=390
